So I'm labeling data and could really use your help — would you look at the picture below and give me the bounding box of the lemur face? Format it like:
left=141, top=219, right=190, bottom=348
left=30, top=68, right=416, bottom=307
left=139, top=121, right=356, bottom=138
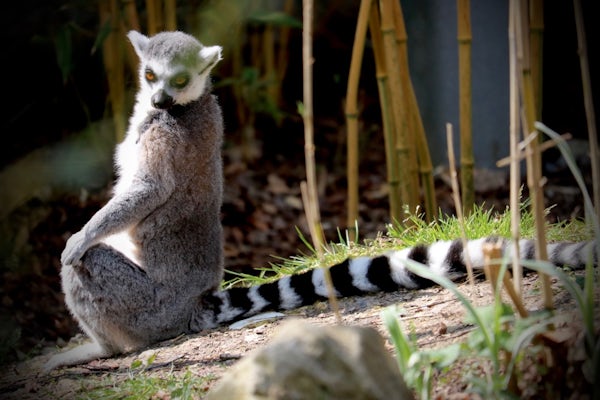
left=127, top=31, right=222, bottom=110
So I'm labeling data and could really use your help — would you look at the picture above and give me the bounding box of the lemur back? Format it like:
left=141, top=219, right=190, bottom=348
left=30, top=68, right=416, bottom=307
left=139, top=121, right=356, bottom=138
left=46, top=30, right=599, bottom=371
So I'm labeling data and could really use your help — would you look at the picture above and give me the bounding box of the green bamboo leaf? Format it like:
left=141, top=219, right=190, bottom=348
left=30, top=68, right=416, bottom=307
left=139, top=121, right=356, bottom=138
left=91, top=19, right=112, bottom=56
left=54, top=26, right=72, bottom=84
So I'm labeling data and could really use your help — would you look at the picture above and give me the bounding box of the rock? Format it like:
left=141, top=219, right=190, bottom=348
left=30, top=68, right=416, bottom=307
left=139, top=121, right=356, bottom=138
left=206, top=319, right=413, bottom=400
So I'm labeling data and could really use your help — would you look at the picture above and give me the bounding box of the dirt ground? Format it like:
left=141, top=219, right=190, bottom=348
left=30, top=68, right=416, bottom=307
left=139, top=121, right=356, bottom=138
left=0, top=269, right=593, bottom=399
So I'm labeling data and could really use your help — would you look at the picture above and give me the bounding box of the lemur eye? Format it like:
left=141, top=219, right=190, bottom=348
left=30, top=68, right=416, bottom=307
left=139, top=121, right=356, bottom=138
left=145, top=69, right=156, bottom=82
left=171, top=74, right=189, bottom=89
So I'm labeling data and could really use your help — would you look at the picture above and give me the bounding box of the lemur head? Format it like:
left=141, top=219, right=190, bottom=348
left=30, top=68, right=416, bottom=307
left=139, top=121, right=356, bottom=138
left=127, top=30, right=222, bottom=110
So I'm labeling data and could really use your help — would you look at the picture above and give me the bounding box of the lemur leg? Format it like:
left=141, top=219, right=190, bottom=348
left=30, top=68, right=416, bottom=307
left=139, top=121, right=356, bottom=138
left=46, top=244, right=194, bottom=370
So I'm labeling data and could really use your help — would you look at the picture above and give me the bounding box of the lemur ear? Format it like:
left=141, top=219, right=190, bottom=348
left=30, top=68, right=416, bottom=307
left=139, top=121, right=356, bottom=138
left=127, top=30, right=150, bottom=57
left=199, top=45, right=223, bottom=71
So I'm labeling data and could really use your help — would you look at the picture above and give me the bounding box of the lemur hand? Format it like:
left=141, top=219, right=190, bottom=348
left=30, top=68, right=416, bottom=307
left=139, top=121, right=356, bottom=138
left=61, top=230, right=91, bottom=266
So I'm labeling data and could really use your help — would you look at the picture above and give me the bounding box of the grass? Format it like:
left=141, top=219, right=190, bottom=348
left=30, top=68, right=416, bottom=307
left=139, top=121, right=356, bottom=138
left=222, top=201, right=594, bottom=289
left=79, top=360, right=215, bottom=400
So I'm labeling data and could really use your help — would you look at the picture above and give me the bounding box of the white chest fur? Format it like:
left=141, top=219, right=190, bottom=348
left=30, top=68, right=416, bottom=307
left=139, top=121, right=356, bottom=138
left=100, top=101, right=150, bottom=266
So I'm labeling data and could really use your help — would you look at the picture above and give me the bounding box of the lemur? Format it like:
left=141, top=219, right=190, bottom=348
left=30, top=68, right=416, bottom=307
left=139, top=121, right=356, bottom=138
left=45, top=30, right=599, bottom=371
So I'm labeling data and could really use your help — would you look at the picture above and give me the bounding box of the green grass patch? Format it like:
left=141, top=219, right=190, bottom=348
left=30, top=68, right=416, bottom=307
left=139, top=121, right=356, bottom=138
left=223, top=202, right=594, bottom=289
left=81, top=369, right=215, bottom=400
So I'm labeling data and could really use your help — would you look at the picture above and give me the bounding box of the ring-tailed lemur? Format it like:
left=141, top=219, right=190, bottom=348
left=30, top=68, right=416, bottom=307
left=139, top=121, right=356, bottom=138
left=45, top=30, right=599, bottom=371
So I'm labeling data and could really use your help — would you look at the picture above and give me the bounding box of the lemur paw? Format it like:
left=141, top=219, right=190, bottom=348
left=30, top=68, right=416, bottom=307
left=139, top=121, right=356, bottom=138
left=61, top=230, right=90, bottom=266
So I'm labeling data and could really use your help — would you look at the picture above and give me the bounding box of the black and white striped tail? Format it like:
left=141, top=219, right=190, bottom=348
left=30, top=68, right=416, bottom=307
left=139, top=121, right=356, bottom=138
left=192, top=237, right=598, bottom=329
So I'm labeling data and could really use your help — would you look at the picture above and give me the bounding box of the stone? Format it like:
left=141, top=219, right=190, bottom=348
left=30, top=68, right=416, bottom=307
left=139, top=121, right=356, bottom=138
left=206, top=319, right=413, bottom=400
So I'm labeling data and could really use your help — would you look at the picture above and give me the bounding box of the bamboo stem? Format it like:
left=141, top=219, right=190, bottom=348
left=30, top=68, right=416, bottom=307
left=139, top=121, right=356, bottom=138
left=164, top=0, right=177, bottom=31
left=345, top=0, right=373, bottom=239
left=508, top=0, right=522, bottom=295
left=457, top=0, right=474, bottom=215
left=274, top=0, right=295, bottom=108
left=121, top=0, right=141, bottom=77
left=410, top=81, right=437, bottom=222
left=391, top=0, right=437, bottom=221
left=391, top=1, right=419, bottom=211
left=146, top=0, right=159, bottom=34
left=302, top=0, right=339, bottom=323
left=99, top=0, right=126, bottom=143
left=446, top=123, right=475, bottom=286
left=514, top=0, right=553, bottom=309
left=379, top=0, right=413, bottom=220
left=529, top=0, right=543, bottom=121
left=573, top=0, right=600, bottom=222
left=369, top=4, right=401, bottom=225
left=301, top=0, right=324, bottom=254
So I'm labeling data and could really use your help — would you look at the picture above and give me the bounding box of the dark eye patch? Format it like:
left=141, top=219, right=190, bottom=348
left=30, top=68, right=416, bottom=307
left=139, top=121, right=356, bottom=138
left=170, top=73, right=189, bottom=89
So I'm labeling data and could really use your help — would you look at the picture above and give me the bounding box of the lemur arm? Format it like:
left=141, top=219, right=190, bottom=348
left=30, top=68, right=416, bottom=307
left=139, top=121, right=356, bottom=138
left=61, top=177, right=171, bottom=266
left=61, top=127, right=177, bottom=267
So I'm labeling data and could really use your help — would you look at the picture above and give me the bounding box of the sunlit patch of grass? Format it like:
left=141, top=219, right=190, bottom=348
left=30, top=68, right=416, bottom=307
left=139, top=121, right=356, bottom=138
left=81, top=369, right=215, bottom=400
left=223, top=201, right=593, bottom=289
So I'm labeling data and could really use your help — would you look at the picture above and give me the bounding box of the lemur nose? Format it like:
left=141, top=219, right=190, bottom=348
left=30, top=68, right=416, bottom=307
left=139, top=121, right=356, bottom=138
left=151, top=90, right=174, bottom=109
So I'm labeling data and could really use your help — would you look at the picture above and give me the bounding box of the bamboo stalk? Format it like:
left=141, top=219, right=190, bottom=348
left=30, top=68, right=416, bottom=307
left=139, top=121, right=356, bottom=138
left=529, top=0, right=543, bottom=121
left=457, top=0, right=474, bottom=215
left=573, top=0, right=600, bottom=222
left=274, top=0, right=295, bottom=108
left=345, top=0, right=373, bottom=239
left=514, top=0, right=553, bottom=309
left=379, top=0, right=414, bottom=220
left=99, top=0, right=127, bottom=143
left=121, top=0, right=141, bottom=77
left=164, top=0, right=177, bottom=31
left=410, top=87, right=438, bottom=222
left=368, top=4, right=401, bottom=225
left=391, top=0, right=437, bottom=222
left=301, top=0, right=324, bottom=253
left=302, top=0, right=340, bottom=323
left=146, top=0, right=159, bottom=35
left=390, top=1, right=419, bottom=211
left=446, top=123, right=475, bottom=286
left=507, top=0, right=522, bottom=295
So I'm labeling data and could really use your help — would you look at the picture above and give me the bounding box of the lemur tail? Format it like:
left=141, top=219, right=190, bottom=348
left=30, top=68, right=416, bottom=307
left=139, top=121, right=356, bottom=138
left=192, top=237, right=598, bottom=329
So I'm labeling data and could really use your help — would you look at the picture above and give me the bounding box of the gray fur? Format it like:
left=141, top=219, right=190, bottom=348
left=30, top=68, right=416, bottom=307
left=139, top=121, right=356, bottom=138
left=45, top=30, right=224, bottom=370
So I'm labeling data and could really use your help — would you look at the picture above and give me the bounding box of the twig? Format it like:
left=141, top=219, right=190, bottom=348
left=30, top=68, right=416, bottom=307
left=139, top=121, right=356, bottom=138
left=496, top=132, right=572, bottom=167
left=482, top=242, right=528, bottom=318
left=446, top=123, right=475, bottom=286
